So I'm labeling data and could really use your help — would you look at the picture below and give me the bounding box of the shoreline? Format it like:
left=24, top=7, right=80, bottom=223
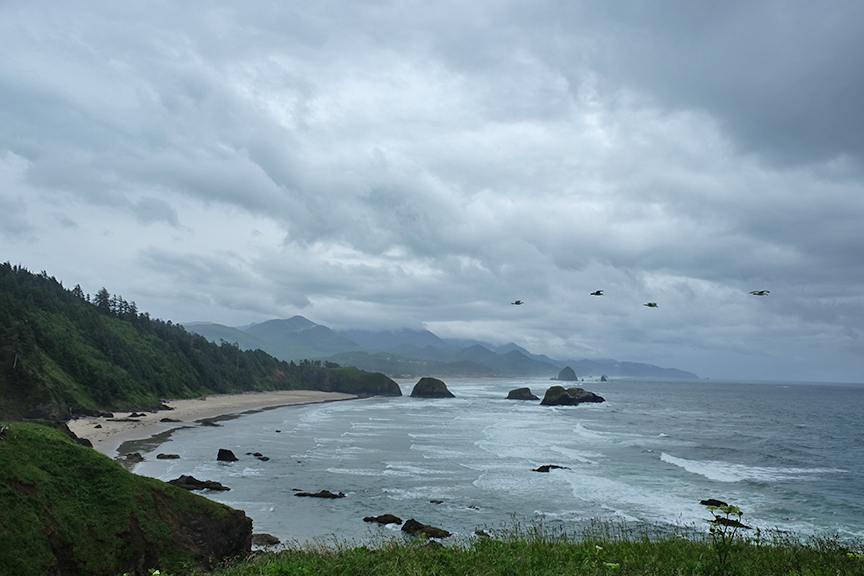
left=67, top=390, right=359, bottom=458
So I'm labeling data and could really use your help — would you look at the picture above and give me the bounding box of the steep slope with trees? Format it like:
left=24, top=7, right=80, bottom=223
left=0, top=263, right=400, bottom=420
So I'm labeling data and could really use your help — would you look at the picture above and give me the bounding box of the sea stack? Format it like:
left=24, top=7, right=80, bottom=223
left=410, top=377, right=455, bottom=398
left=506, top=387, right=539, bottom=400
left=555, top=366, right=578, bottom=381
left=540, top=386, right=604, bottom=406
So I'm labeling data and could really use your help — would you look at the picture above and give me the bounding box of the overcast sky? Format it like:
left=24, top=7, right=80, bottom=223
left=3, top=1, right=864, bottom=382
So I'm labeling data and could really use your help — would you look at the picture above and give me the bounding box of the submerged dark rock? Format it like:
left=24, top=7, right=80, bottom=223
left=157, top=453, right=181, bottom=460
left=506, top=387, right=539, bottom=400
left=401, top=518, right=451, bottom=539
left=532, top=464, right=570, bottom=472
left=540, top=386, right=604, bottom=406
left=701, top=498, right=729, bottom=507
left=364, top=513, right=403, bottom=525
left=169, top=475, right=231, bottom=491
left=295, top=490, right=345, bottom=498
left=410, top=377, right=455, bottom=398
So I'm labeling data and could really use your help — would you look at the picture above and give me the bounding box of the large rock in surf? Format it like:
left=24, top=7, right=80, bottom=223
left=217, top=448, right=239, bottom=462
left=540, top=386, right=604, bottom=406
left=555, top=366, right=578, bottom=381
left=401, top=518, right=451, bottom=539
left=506, top=387, right=539, bottom=400
left=410, top=377, right=455, bottom=398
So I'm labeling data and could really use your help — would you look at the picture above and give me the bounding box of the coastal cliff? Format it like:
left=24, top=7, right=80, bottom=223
left=0, top=422, right=252, bottom=576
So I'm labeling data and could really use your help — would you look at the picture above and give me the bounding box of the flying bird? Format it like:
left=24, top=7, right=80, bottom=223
left=749, top=290, right=770, bottom=296
left=644, top=302, right=658, bottom=308
left=511, top=300, right=523, bottom=305
left=590, top=290, right=604, bottom=296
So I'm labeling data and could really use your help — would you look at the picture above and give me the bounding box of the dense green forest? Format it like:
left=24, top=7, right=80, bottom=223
left=0, top=263, right=400, bottom=419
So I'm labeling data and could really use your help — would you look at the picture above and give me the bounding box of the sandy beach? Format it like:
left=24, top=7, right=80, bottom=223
left=67, top=390, right=358, bottom=458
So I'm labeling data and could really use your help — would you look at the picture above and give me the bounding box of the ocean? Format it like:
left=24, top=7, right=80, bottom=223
left=129, top=378, right=864, bottom=545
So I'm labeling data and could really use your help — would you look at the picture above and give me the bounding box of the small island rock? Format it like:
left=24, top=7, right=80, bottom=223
left=401, top=518, right=451, bottom=539
left=168, top=475, right=231, bottom=491
left=364, top=514, right=403, bottom=525
left=295, top=489, right=345, bottom=498
left=540, top=386, right=605, bottom=406
left=217, top=448, right=239, bottom=462
left=533, top=464, right=570, bottom=472
left=554, top=366, right=578, bottom=381
left=410, top=377, right=455, bottom=398
left=506, top=387, right=539, bottom=400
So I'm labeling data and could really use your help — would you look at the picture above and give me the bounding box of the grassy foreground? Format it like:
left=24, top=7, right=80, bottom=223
left=199, top=521, right=864, bottom=576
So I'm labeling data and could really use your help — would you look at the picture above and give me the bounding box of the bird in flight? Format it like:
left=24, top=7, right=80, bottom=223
left=644, top=302, right=658, bottom=308
left=749, top=290, right=770, bottom=296
left=511, top=300, right=523, bottom=305
left=590, top=290, right=604, bottom=296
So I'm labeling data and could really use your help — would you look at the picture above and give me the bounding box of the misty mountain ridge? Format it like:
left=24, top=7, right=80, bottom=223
left=185, top=316, right=699, bottom=380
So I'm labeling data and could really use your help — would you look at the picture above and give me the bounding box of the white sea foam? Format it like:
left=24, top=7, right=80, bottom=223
left=660, top=453, right=846, bottom=482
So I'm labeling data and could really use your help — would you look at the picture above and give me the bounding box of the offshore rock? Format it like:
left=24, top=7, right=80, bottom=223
left=506, top=387, right=539, bottom=400
left=401, top=518, right=451, bottom=539
left=540, top=386, right=605, bottom=406
left=554, top=366, right=578, bottom=381
left=410, top=377, right=455, bottom=398
left=252, top=533, right=281, bottom=546
left=168, top=475, right=231, bottom=491
left=532, top=464, right=570, bottom=472
left=364, top=513, right=403, bottom=525
left=217, top=448, right=239, bottom=462
left=295, top=489, right=345, bottom=498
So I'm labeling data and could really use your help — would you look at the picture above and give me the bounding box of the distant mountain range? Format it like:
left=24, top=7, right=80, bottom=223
left=184, top=316, right=699, bottom=380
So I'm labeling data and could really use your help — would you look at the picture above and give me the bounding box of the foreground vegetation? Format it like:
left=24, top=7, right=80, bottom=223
left=0, top=422, right=250, bottom=576
left=206, top=522, right=864, bottom=576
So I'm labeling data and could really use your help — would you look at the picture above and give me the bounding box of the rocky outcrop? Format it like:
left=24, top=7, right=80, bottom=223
left=141, top=488, right=252, bottom=572
left=532, top=464, right=570, bottom=472
left=217, top=448, right=239, bottom=462
left=251, top=533, right=281, bottom=546
left=157, top=453, right=181, bottom=459
left=540, top=386, right=605, bottom=406
left=401, top=518, right=451, bottom=539
left=410, top=377, right=455, bottom=398
left=531, top=464, right=569, bottom=472
left=364, top=513, right=403, bottom=525
left=3, top=422, right=251, bottom=576
left=295, top=489, right=345, bottom=498
left=506, top=387, right=539, bottom=400
left=600, top=374, right=608, bottom=382
left=125, top=452, right=144, bottom=463
left=554, top=366, right=578, bottom=381
left=168, top=475, right=231, bottom=491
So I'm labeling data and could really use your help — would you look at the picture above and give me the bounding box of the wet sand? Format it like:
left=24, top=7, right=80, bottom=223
left=67, top=390, right=358, bottom=458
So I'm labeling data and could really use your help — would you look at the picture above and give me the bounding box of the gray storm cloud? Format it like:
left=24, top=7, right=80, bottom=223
left=2, top=1, right=863, bottom=381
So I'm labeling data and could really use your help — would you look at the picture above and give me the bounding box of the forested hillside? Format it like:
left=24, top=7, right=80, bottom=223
left=0, top=263, right=399, bottom=419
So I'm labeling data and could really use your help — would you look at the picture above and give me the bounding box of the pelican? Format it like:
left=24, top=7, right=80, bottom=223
left=749, top=290, right=770, bottom=296
left=590, top=290, right=604, bottom=296
left=644, top=302, right=658, bottom=308
left=511, top=300, right=523, bottom=305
